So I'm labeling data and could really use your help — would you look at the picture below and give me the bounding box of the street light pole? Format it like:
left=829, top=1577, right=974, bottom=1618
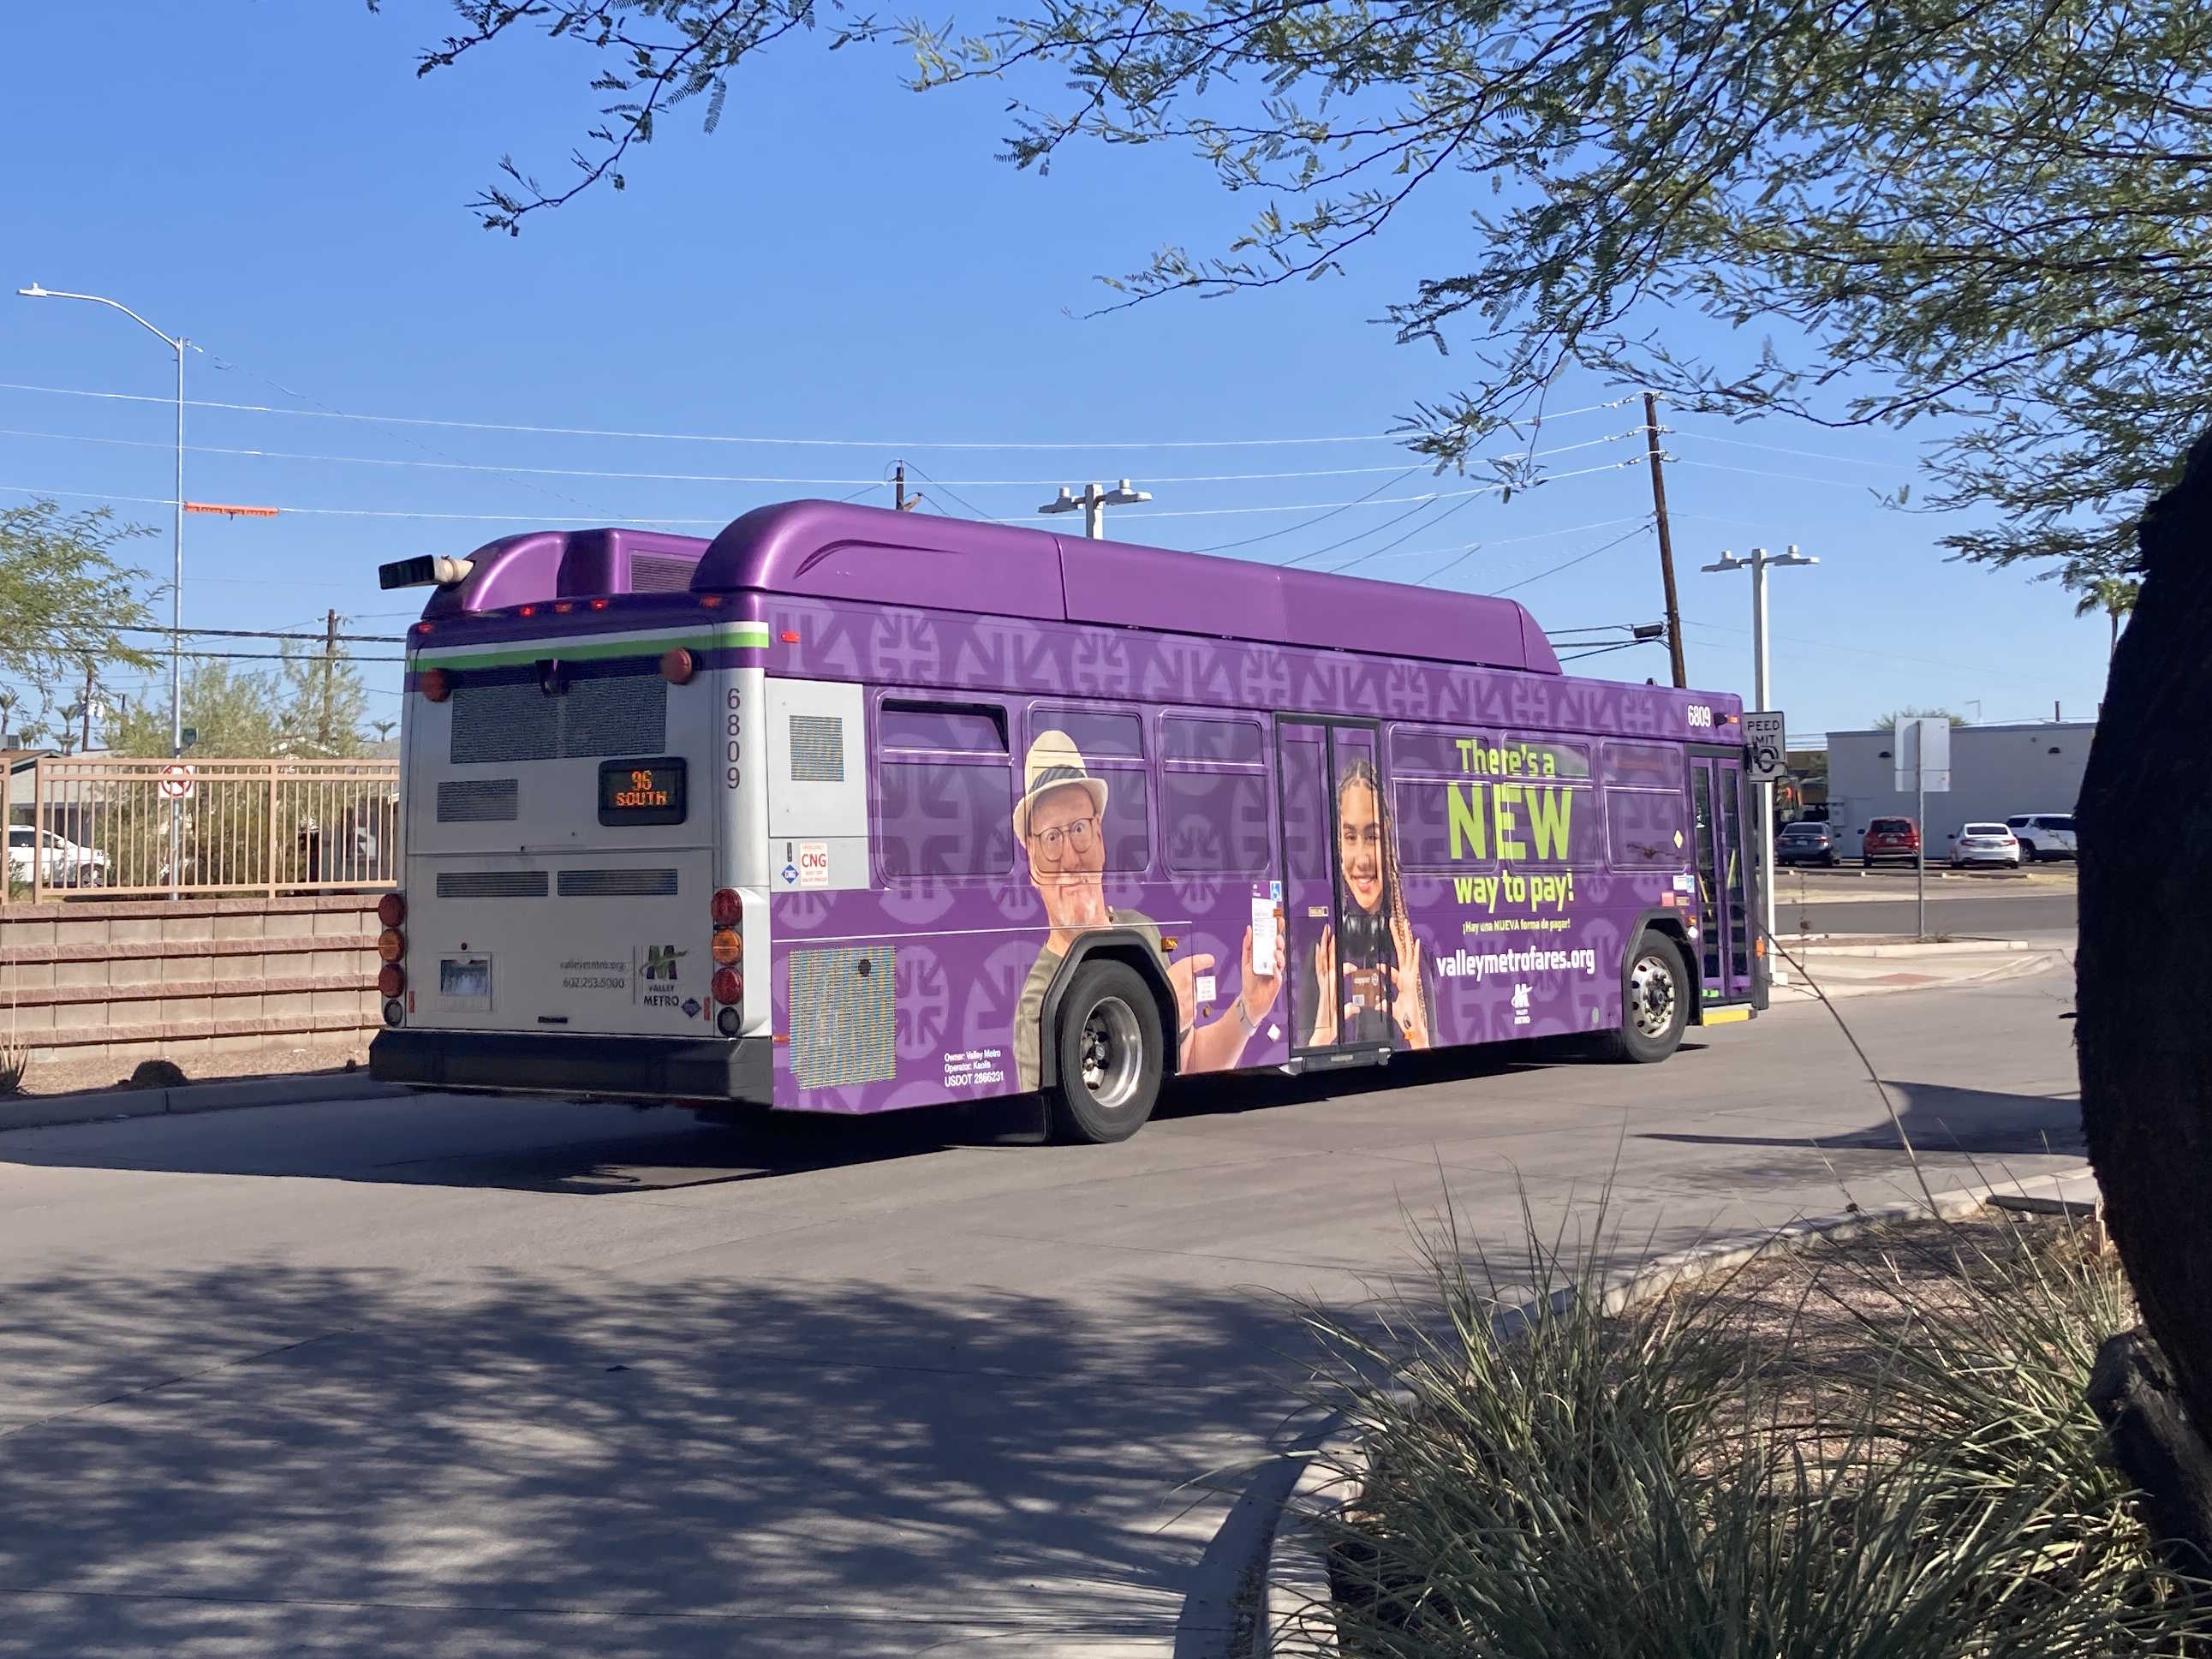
left=1701, top=543, right=1818, bottom=976
left=19, top=283, right=192, bottom=894
left=1039, top=480, right=1154, bottom=540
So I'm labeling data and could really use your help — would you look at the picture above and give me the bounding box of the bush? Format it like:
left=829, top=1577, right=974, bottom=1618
left=1289, top=1205, right=2207, bottom=1658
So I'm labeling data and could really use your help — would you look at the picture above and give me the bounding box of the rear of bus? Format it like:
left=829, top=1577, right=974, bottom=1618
left=368, top=534, right=772, bottom=1102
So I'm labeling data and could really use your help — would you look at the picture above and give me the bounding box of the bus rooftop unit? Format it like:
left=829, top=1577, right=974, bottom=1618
left=371, top=503, right=1762, bottom=1143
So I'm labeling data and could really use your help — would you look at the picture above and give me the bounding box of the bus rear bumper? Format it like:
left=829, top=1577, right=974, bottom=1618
left=370, top=1029, right=772, bottom=1105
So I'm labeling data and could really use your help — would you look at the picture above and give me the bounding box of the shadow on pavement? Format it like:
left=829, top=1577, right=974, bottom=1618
left=1636, top=1078, right=2084, bottom=1161
left=1, top=1035, right=1670, bottom=1197
left=0, top=1256, right=1339, bottom=1658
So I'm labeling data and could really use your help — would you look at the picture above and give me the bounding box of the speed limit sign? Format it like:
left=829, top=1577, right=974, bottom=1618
left=158, top=762, right=196, bottom=801
left=1743, top=712, right=1787, bottom=782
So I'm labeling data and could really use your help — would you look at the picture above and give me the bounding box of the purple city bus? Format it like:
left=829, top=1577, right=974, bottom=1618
left=370, top=500, right=1762, bottom=1142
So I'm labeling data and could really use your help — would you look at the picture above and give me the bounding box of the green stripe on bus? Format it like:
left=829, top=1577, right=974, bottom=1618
left=414, top=624, right=770, bottom=669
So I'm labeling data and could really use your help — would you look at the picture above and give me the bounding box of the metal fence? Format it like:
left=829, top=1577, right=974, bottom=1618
left=3, top=757, right=400, bottom=902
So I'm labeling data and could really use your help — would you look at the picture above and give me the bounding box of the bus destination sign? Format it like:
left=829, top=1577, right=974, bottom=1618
left=598, top=758, right=689, bottom=827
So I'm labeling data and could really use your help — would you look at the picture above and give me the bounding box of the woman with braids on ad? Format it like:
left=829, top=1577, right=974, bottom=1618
left=1303, top=757, right=1436, bottom=1051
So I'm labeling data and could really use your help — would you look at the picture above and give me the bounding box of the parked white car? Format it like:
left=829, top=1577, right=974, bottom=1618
left=1949, top=822, right=2022, bottom=869
left=7, top=825, right=110, bottom=887
left=2004, top=812, right=2078, bottom=862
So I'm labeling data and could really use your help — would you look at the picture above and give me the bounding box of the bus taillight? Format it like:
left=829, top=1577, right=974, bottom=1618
left=418, top=667, right=451, bottom=703
left=712, top=968, right=742, bottom=1006
left=377, top=927, right=405, bottom=964
left=378, top=892, right=406, bottom=928
left=711, top=888, right=742, bottom=926
left=378, top=964, right=405, bottom=999
left=711, top=928, right=741, bottom=967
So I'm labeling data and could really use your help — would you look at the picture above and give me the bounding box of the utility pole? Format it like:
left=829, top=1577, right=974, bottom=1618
left=894, top=462, right=922, bottom=512
left=79, top=659, right=96, bottom=753
left=319, top=609, right=338, bottom=755
left=1643, top=392, right=1688, bottom=689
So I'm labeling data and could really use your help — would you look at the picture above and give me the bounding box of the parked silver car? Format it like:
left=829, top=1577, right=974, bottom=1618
left=1950, top=822, right=2022, bottom=869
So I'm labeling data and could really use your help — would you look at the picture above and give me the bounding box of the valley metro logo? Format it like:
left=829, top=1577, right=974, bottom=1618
left=641, top=945, right=686, bottom=982
left=1511, top=982, right=1532, bottom=1025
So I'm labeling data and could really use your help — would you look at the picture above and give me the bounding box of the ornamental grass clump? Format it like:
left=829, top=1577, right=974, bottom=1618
left=1288, top=1204, right=2207, bottom=1658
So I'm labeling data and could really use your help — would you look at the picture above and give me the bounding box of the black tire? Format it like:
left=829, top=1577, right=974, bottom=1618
left=1046, top=959, right=1164, bottom=1144
left=2019, top=841, right=2037, bottom=863
left=1597, top=932, right=1690, bottom=1064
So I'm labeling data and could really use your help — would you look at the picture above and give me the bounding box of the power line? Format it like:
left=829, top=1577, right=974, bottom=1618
left=1494, top=522, right=1656, bottom=594
left=3, top=456, right=1646, bottom=527
left=0, top=426, right=1482, bottom=488
left=0, top=379, right=1640, bottom=451
left=115, top=624, right=406, bottom=646
left=1669, top=458, right=1879, bottom=491
left=1196, top=467, right=1425, bottom=555
left=1662, top=424, right=1907, bottom=470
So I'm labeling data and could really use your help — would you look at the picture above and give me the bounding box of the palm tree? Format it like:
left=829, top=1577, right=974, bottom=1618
left=2076, top=576, right=2141, bottom=665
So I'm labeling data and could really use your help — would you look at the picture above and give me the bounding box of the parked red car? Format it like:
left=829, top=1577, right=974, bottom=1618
left=1861, top=815, right=1922, bottom=866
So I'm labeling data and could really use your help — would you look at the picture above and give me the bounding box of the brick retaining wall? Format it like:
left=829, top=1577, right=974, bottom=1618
left=1, top=895, right=380, bottom=1073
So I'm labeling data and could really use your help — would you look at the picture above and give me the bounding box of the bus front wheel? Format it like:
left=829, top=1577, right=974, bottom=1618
left=1601, top=933, right=1690, bottom=1064
left=1047, top=960, right=1163, bottom=1144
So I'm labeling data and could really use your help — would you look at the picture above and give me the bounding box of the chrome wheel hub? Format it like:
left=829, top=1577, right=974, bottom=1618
left=1629, top=952, right=1678, bottom=1039
left=1080, top=996, right=1142, bottom=1110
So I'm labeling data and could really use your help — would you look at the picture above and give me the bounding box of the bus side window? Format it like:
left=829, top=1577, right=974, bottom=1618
left=875, top=696, right=1015, bottom=880
left=1028, top=703, right=1150, bottom=874
left=1159, top=716, right=1271, bottom=875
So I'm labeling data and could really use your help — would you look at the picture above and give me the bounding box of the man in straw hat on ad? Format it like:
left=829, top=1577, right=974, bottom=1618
left=1011, top=729, right=1284, bottom=1091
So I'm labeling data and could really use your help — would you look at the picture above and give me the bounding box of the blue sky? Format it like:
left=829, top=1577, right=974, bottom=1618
left=0, top=1, right=2117, bottom=743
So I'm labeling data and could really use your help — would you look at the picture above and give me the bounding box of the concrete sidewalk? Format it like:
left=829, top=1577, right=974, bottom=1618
left=1768, top=935, right=2067, bottom=1003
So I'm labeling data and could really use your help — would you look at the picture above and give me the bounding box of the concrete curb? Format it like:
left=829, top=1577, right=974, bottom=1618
left=1786, top=935, right=2031, bottom=958
left=1255, top=1165, right=2097, bottom=1656
left=1767, top=951, right=2061, bottom=1005
left=1, top=1071, right=406, bottom=1134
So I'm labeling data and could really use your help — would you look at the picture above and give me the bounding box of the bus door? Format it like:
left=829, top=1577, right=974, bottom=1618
left=1689, top=750, right=1756, bottom=1003
left=1277, top=717, right=1391, bottom=1066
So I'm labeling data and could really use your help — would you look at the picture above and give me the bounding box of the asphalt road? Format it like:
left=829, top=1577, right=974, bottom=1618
left=1774, top=867, right=2078, bottom=940
left=0, top=962, right=2085, bottom=1658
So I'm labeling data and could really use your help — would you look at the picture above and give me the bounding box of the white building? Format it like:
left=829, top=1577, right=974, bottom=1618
left=1823, top=719, right=2096, bottom=858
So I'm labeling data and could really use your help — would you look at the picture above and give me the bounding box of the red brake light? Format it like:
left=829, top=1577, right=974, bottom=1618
left=712, top=968, right=742, bottom=1006
left=659, top=647, right=695, bottom=685
left=590, top=598, right=609, bottom=611
left=710, top=888, right=742, bottom=926
left=418, top=667, right=451, bottom=703
left=378, top=892, right=406, bottom=928
left=378, top=964, right=406, bottom=998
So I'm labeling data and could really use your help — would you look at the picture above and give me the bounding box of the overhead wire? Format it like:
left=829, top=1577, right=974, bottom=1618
left=0, top=379, right=1639, bottom=450
left=1, top=455, right=1649, bottom=526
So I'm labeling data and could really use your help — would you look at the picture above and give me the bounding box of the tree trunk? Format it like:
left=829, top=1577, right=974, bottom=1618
left=2076, top=426, right=2212, bottom=1564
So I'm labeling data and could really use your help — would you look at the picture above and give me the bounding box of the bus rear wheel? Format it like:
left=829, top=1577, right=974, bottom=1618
left=1600, top=933, right=1690, bottom=1064
left=1046, top=960, right=1163, bottom=1144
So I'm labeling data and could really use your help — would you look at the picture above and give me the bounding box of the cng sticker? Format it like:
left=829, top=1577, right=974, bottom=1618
left=781, top=862, right=800, bottom=886
left=796, top=842, right=830, bottom=888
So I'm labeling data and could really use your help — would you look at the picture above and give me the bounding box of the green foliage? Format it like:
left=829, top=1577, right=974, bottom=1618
left=110, top=647, right=371, bottom=760
left=1289, top=1210, right=2205, bottom=1658
left=0, top=501, right=156, bottom=735
left=1874, top=707, right=1968, bottom=731
left=406, top=0, right=2212, bottom=589
left=2075, top=577, right=2141, bottom=625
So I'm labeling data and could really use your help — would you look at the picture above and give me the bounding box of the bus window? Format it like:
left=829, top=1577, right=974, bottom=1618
left=1029, top=705, right=1149, bottom=872
left=1160, top=716, right=1271, bottom=874
left=1606, top=788, right=1689, bottom=870
left=877, top=697, right=1015, bottom=880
